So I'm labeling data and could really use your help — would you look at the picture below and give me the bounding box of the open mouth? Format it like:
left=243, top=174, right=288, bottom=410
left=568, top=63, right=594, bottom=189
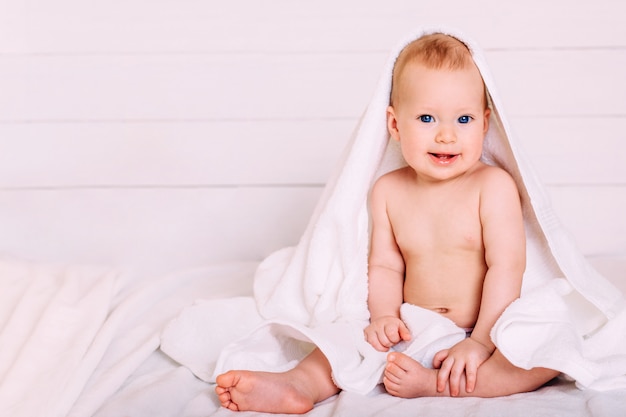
left=429, top=153, right=459, bottom=164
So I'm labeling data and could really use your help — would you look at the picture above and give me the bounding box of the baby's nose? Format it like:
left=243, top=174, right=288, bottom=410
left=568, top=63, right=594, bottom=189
left=435, top=127, right=456, bottom=143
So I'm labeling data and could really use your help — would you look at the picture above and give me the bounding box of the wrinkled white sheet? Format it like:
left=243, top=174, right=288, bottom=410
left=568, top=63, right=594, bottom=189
left=0, top=256, right=256, bottom=417
left=1, top=255, right=624, bottom=417
left=0, top=256, right=128, bottom=417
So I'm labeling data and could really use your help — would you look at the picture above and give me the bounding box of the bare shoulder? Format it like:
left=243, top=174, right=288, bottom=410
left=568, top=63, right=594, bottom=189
left=474, top=164, right=523, bottom=223
left=371, top=167, right=411, bottom=195
left=473, top=163, right=519, bottom=194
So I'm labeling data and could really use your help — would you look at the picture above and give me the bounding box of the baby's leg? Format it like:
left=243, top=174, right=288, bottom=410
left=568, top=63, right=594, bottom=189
left=384, top=350, right=559, bottom=398
left=215, top=347, right=339, bottom=414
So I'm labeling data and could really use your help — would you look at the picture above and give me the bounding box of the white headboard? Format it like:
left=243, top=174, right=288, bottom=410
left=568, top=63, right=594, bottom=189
left=1, top=1, right=624, bottom=275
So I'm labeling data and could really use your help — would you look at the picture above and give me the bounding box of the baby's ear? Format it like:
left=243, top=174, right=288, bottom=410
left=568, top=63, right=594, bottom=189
left=483, top=108, right=491, bottom=135
left=386, top=106, right=400, bottom=141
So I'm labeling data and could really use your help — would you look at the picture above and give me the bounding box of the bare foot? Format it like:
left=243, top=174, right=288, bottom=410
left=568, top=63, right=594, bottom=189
left=384, top=350, right=560, bottom=399
left=383, top=352, right=449, bottom=398
left=215, top=370, right=315, bottom=414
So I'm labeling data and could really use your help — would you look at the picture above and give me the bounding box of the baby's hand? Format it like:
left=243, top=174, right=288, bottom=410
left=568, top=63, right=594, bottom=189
left=364, top=316, right=411, bottom=352
left=432, top=337, right=492, bottom=396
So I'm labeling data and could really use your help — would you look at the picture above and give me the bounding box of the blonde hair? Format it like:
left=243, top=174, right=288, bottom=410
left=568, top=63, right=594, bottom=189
left=390, top=33, right=487, bottom=107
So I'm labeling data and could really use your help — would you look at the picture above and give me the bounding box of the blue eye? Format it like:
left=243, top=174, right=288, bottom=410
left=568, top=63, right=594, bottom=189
left=419, top=115, right=434, bottom=123
left=458, top=115, right=471, bottom=124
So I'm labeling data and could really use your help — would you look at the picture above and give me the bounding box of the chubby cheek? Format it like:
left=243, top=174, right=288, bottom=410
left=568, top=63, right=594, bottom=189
left=466, top=135, right=486, bottom=158
left=399, top=139, right=428, bottom=165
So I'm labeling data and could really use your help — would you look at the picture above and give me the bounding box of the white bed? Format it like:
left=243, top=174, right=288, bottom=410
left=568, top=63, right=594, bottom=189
left=1, top=1, right=625, bottom=416
left=3, top=256, right=624, bottom=417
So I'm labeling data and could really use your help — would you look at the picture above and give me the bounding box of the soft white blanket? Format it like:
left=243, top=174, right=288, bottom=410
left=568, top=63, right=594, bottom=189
left=0, top=256, right=129, bottom=417
left=164, top=26, right=626, bottom=395
left=0, top=255, right=258, bottom=417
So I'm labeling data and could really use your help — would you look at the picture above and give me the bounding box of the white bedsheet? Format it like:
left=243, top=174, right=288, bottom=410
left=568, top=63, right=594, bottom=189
left=0, top=255, right=624, bottom=417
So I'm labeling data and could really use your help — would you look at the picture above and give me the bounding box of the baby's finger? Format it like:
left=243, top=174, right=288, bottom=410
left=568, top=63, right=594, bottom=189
left=398, top=321, right=412, bottom=342
left=384, top=324, right=401, bottom=345
left=364, top=329, right=388, bottom=352
left=436, top=357, right=453, bottom=392
left=376, top=329, right=394, bottom=350
left=432, top=349, right=449, bottom=369
left=448, top=361, right=465, bottom=397
left=465, top=362, right=478, bottom=393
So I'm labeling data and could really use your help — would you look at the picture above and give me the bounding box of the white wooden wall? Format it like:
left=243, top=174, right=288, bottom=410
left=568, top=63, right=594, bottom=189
left=1, top=0, right=625, bottom=275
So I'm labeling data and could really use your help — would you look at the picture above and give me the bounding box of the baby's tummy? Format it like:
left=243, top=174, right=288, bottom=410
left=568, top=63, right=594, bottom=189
left=403, top=260, right=485, bottom=329
left=408, top=299, right=480, bottom=330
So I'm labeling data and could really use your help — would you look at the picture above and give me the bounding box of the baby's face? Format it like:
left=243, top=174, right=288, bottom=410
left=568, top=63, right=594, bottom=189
left=387, top=62, right=490, bottom=183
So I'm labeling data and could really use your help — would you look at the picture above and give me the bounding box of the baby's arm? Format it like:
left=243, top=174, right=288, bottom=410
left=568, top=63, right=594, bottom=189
left=364, top=176, right=411, bottom=351
left=435, top=168, right=525, bottom=396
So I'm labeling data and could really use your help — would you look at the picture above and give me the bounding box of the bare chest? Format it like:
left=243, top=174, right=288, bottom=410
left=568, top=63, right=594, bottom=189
left=388, top=190, right=483, bottom=255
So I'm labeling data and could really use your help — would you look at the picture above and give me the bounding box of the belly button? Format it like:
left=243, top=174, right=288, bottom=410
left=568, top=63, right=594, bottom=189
left=435, top=307, right=449, bottom=314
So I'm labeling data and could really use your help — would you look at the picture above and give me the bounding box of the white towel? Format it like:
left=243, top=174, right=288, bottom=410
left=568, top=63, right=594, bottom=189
left=203, top=26, right=626, bottom=393
left=208, top=302, right=466, bottom=395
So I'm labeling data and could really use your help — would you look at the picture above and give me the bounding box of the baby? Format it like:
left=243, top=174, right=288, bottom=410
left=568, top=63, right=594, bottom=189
left=215, top=33, right=558, bottom=414
left=366, top=32, right=523, bottom=397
